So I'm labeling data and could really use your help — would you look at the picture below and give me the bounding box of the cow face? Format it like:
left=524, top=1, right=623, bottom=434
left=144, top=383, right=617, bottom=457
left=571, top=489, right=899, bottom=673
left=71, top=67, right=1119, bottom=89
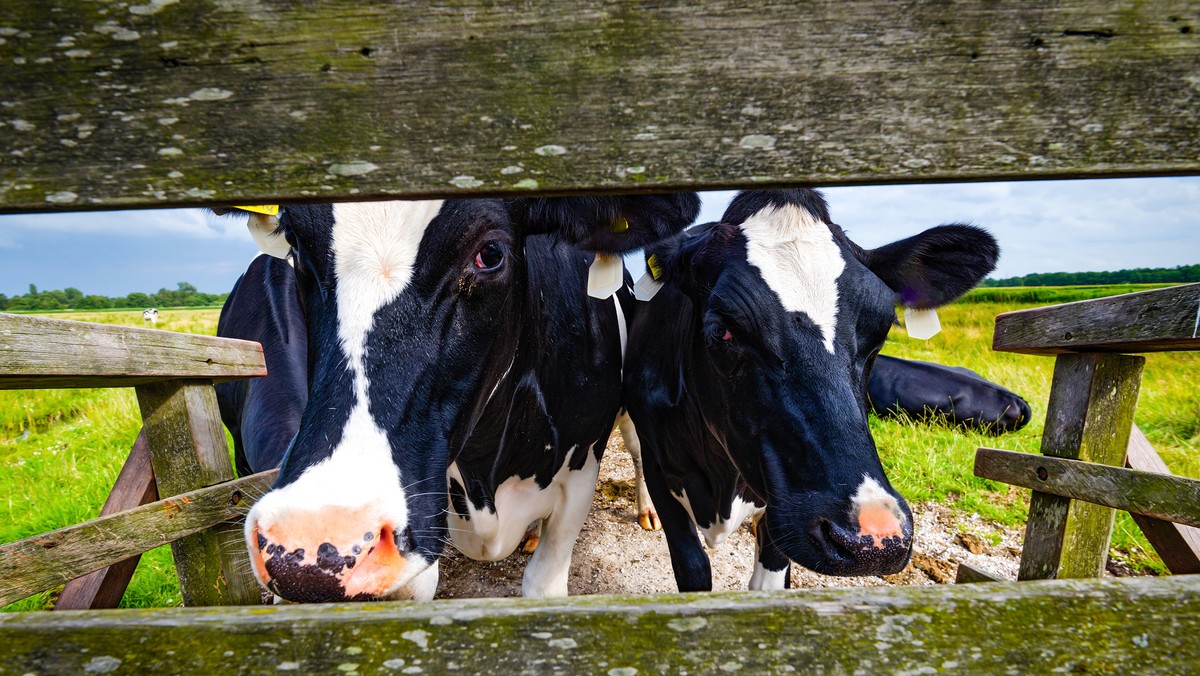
left=657, top=189, right=997, bottom=576
left=242, top=195, right=698, bottom=602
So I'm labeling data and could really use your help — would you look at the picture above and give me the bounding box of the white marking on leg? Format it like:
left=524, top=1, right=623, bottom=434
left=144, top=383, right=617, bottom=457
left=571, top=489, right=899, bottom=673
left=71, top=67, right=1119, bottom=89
left=739, top=203, right=845, bottom=353
left=522, top=447, right=601, bottom=598
left=617, top=414, right=656, bottom=523
left=671, top=489, right=761, bottom=549
left=749, top=561, right=788, bottom=590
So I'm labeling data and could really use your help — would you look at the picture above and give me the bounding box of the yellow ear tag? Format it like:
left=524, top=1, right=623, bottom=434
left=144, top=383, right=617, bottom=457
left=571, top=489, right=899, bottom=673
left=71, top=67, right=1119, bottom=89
left=611, top=216, right=630, bottom=233
left=630, top=253, right=664, bottom=302
left=588, top=253, right=624, bottom=300
left=235, top=205, right=279, bottom=216
left=904, top=307, right=942, bottom=340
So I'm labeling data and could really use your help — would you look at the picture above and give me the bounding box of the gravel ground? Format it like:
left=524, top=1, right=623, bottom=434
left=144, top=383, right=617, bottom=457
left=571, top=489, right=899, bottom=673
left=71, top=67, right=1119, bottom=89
left=435, top=430, right=1026, bottom=598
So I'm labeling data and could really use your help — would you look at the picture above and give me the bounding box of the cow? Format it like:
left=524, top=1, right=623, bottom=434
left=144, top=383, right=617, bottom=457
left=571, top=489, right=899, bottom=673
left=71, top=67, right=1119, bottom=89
left=142, top=308, right=158, bottom=326
left=234, top=195, right=700, bottom=602
left=867, top=355, right=1031, bottom=434
left=623, top=188, right=998, bottom=591
left=215, top=255, right=309, bottom=477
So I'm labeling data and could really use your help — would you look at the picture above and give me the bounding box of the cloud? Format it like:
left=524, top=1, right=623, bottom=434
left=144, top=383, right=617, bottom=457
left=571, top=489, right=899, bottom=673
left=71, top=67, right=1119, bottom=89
left=0, top=208, right=253, bottom=242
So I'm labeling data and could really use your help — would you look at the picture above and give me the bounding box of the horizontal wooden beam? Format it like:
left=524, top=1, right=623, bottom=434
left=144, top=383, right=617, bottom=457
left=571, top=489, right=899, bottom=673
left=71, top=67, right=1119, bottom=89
left=993, top=284, right=1200, bottom=355
left=3, top=2, right=1200, bottom=211
left=0, top=470, right=276, bottom=608
left=2, top=576, right=1198, bottom=672
left=975, top=447, right=1200, bottom=528
left=0, top=313, right=266, bottom=389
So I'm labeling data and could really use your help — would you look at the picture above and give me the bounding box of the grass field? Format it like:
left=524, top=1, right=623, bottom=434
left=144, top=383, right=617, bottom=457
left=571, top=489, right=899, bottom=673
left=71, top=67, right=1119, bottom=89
left=2, top=287, right=1197, bottom=611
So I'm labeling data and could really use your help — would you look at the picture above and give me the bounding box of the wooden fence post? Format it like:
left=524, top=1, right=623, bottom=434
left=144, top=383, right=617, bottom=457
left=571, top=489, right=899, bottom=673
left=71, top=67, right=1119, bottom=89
left=135, top=380, right=262, bottom=606
left=1018, top=352, right=1144, bottom=581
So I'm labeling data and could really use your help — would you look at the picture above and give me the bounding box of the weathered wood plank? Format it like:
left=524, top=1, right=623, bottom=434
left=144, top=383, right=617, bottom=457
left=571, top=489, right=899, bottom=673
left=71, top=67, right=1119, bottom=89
left=954, top=562, right=1004, bottom=584
left=0, top=313, right=266, bottom=390
left=0, top=471, right=275, bottom=608
left=1126, top=425, right=1200, bottom=575
left=993, top=284, right=1200, bottom=356
left=1018, top=353, right=1143, bottom=580
left=54, top=430, right=159, bottom=611
left=136, top=381, right=265, bottom=606
left=2, top=2, right=1199, bottom=211
left=2, top=577, right=1198, bottom=673
left=975, top=448, right=1200, bottom=528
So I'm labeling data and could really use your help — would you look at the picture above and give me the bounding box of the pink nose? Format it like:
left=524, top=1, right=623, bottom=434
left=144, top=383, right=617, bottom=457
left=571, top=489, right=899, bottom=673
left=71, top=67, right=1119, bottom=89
left=248, top=507, right=407, bottom=602
left=856, top=504, right=904, bottom=550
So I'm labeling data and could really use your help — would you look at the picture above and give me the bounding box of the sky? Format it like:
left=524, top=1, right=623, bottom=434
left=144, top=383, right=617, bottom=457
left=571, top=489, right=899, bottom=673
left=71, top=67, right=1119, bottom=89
left=0, top=177, right=1197, bottom=297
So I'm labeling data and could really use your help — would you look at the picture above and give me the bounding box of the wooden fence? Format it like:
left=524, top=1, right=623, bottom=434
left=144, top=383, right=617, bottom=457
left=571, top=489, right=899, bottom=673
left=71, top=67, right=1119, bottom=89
left=0, top=313, right=275, bottom=609
left=971, top=284, right=1200, bottom=579
left=2, top=1, right=1200, bottom=672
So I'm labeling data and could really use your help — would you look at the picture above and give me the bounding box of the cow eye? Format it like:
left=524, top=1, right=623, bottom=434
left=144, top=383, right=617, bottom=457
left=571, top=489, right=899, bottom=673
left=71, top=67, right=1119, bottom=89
left=474, top=242, right=505, bottom=271
left=706, top=319, right=737, bottom=349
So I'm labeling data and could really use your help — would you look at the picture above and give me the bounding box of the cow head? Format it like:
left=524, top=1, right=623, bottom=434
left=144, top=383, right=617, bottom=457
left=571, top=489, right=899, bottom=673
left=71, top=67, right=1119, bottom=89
left=239, top=195, right=698, bottom=602
left=651, top=189, right=997, bottom=576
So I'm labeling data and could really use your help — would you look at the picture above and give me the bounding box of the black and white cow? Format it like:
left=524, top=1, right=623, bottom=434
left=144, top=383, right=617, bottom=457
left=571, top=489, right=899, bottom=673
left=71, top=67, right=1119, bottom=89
left=215, top=255, right=309, bottom=477
left=236, top=195, right=699, bottom=602
left=867, top=355, right=1031, bottom=434
left=624, top=189, right=998, bottom=591
left=142, top=308, right=158, bottom=326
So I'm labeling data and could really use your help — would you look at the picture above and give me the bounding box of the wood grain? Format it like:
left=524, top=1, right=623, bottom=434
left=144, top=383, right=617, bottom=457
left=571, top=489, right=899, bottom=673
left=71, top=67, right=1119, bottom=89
left=2, top=577, right=1199, bottom=672
left=1016, top=353, right=1143, bottom=581
left=975, top=448, right=1200, bottom=528
left=2, top=2, right=1199, bottom=211
left=0, top=471, right=275, bottom=608
left=54, top=431, right=158, bottom=611
left=136, top=381, right=265, bottom=606
left=993, top=284, right=1200, bottom=356
left=1125, top=425, right=1200, bottom=574
left=0, top=313, right=266, bottom=390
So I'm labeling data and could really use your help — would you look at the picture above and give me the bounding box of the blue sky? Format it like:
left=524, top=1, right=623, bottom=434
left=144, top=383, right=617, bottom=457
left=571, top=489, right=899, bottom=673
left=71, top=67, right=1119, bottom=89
left=0, top=177, right=1197, bottom=297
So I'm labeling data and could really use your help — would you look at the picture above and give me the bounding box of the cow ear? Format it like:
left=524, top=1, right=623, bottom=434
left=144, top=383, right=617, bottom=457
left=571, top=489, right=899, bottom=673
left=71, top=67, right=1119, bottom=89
left=515, top=193, right=700, bottom=252
left=210, top=207, right=291, bottom=259
left=644, top=220, right=736, bottom=296
left=862, top=224, right=998, bottom=308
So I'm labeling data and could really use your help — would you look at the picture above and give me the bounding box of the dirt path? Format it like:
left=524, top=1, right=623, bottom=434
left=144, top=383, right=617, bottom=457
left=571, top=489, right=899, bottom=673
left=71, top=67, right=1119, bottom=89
left=436, top=430, right=1025, bottom=598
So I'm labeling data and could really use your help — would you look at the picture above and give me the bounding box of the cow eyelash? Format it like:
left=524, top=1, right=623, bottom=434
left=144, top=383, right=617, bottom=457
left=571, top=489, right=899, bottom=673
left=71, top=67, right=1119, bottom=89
left=704, top=317, right=738, bottom=350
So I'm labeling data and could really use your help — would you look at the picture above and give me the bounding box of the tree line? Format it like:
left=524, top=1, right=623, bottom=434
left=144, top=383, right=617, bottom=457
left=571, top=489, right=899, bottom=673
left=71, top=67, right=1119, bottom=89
left=982, top=264, right=1200, bottom=287
left=0, top=282, right=228, bottom=312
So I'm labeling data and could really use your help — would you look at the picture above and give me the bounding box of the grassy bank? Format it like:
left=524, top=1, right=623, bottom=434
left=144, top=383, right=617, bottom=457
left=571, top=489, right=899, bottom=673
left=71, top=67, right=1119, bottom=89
left=2, top=289, right=1197, bottom=610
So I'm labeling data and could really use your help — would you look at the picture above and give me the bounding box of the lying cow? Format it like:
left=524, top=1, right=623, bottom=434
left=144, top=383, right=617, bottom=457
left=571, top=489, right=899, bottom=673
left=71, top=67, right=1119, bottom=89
left=230, top=195, right=699, bottom=602
left=624, top=189, right=998, bottom=590
left=867, top=354, right=1031, bottom=434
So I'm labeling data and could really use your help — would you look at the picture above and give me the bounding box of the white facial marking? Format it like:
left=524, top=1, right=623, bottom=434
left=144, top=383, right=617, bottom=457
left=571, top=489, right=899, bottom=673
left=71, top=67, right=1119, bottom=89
left=740, top=203, right=845, bottom=353
left=245, top=200, right=444, bottom=597
left=849, top=475, right=906, bottom=525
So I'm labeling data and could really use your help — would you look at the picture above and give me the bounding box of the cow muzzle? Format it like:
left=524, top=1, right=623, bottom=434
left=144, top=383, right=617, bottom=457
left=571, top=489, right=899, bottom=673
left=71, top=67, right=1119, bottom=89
left=247, top=506, right=412, bottom=602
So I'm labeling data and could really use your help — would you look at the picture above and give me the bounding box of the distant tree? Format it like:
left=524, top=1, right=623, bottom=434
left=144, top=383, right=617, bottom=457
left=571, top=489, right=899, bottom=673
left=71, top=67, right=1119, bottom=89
left=0, top=293, right=7, bottom=311
left=125, top=292, right=150, bottom=308
left=177, top=281, right=198, bottom=295
left=63, top=287, right=84, bottom=306
left=77, top=295, right=111, bottom=310
left=28, top=283, right=37, bottom=295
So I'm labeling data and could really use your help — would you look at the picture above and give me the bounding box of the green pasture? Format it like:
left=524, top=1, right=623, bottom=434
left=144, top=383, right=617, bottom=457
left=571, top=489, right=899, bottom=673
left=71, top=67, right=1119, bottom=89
left=2, top=288, right=1197, bottom=611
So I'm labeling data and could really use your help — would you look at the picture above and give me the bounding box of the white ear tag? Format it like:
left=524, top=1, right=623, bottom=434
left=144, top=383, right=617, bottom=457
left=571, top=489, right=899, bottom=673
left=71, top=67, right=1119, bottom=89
left=626, top=253, right=663, bottom=302
left=904, top=307, right=942, bottom=340
left=588, top=253, right=624, bottom=299
left=246, top=212, right=290, bottom=259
